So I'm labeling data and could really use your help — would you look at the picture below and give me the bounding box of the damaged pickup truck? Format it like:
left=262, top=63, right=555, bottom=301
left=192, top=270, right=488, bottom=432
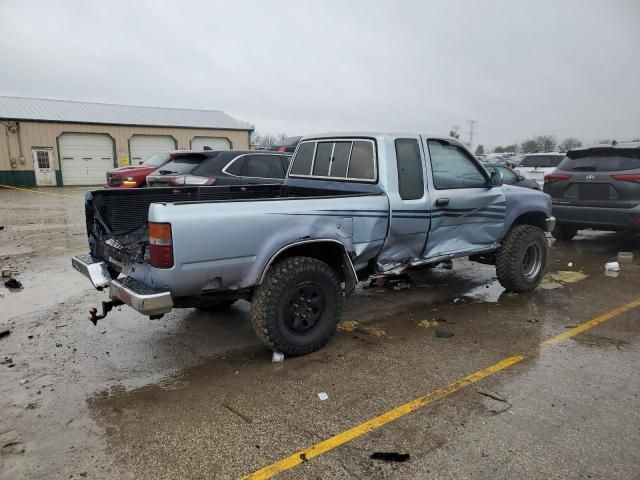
left=72, top=133, right=555, bottom=356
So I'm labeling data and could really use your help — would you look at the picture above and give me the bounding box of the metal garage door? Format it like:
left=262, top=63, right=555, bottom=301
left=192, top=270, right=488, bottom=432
left=59, top=133, right=114, bottom=185
left=129, top=135, right=176, bottom=165
left=190, top=136, right=231, bottom=151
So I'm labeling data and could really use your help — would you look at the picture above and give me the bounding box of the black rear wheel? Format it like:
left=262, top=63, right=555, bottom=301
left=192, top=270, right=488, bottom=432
left=251, top=256, right=342, bottom=356
left=551, top=224, right=578, bottom=241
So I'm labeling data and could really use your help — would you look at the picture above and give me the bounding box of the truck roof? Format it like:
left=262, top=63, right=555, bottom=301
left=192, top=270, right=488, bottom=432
left=299, top=132, right=455, bottom=143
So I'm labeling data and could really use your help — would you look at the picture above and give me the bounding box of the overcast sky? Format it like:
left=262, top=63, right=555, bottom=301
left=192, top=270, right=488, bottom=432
left=1, top=0, right=638, bottom=148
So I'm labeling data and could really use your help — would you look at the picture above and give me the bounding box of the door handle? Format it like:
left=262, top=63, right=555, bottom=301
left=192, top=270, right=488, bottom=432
left=435, top=198, right=450, bottom=207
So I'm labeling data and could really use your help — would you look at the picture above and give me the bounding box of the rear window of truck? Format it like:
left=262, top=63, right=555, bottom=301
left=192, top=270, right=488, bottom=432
left=558, top=150, right=640, bottom=172
left=520, top=155, right=564, bottom=168
left=289, top=139, right=376, bottom=181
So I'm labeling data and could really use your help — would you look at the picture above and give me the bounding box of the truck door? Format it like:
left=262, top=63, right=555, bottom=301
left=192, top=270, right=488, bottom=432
left=422, top=138, right=506, bottom=259
left=378, top=137, right=431, bottom=268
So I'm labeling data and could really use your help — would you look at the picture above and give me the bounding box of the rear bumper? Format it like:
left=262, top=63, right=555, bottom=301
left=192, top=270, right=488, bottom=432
left=71, top=253, right=173, bottom=316
left=552, top=205, right=640, bottom=231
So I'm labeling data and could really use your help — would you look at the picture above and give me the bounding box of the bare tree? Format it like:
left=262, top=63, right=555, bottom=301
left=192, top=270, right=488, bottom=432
left=559, top=137, right=582, bottom=151
left=475, top=144, right=485, bottom=155
left=533, top=135, right=557, bottom=152
left=250, top=132, right=281, bottom=149
left=449, top=128, right=461, bottom=139
left=520, top=139, right=538, bottom=153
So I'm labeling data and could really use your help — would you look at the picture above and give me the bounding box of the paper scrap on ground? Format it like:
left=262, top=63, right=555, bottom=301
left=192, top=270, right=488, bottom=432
left=540, top=271, right=588, bottom=289
left=317, top=392, right=329, bottom=401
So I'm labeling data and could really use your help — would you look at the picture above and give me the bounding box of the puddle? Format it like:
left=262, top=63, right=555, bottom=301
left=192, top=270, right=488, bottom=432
left=540, top=270, right=588, bottom=289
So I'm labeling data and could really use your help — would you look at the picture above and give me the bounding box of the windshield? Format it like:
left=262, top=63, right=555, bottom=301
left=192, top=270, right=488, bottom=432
left=154, top=154, right=210, bottom=174
left=519, top=155, right=564, bottom=168
left=558, top=150, right=640, bottom=172
left=142, top=152, right=170, bottom=167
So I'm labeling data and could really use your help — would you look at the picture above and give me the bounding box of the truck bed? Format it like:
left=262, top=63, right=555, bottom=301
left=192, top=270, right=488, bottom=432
left=89, top=184, right=379, bottom=234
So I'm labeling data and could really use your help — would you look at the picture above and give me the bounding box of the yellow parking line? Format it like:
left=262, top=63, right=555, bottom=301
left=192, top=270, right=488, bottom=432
left=242, top=298, right=640, bottom=480
left=0, top=184, right=80, bottom=198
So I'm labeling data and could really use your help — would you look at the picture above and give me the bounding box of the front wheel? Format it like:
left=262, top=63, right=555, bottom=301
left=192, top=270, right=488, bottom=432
left=250, top=256, right=343, bottom=356
left=496, top=225, right=547, bottom=292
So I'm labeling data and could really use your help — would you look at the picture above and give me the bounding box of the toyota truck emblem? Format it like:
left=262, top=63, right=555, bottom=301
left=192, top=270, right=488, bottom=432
left=586, top=175, right=595, bottom=181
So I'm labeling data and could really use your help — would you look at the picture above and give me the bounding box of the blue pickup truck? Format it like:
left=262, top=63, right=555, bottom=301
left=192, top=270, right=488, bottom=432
left=73, top=133, right=555, bottom=356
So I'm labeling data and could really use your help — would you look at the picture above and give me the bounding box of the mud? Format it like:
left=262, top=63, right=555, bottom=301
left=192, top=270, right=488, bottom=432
left=1, top=186, right=639, bottom=479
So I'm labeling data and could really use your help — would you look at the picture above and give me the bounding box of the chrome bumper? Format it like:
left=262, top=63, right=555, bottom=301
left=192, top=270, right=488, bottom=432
left=71, top=254, right=173, bottom=316
left=544, top=216, right=556, bottom=232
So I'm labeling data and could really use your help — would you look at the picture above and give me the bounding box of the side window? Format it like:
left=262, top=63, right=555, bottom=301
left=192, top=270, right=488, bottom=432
left=427, top=140, right=487, bottom=189
left=330, top=142, right=351, bottom=177
left=280, top=155, right=291, bottom=172
left=224, top=155, right=244, bottom=176
left=312, top=142, right=333, bottom=176
left=395, top=138, right=424, bottom=200
left=498, top=166, right=518, bottom=184
left=290, top=142, right=315, bottom=175
left=243, top=155, right=285, bottom=179
left=348, top=141, right=375, bottom=180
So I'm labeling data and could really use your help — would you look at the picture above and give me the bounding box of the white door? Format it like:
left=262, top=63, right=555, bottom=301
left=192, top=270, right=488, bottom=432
left=59, top=133, right=114, bottom=185
left=190, top=136, right=231, bottom=151
left=129, top=135, right=176, bottom=165
left=32, top=148, right=56, bottom=186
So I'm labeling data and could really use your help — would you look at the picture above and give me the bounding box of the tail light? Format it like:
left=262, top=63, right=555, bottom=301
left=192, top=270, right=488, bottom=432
left=611, top=174, right=640, bottom=183
left=633, top=214, right=640, bottom=225
left=169, top=175, right=215, bottom=186
left=277, top=146, right=286, bottom=152
left=149, top=222, right=173, bottom=268
left=544, top=173, right=572, bottom=184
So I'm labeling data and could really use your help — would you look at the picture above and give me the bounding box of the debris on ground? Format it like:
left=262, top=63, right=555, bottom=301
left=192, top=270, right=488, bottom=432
left=617, top=252, right=634, bottom=264
left=540, top=271, right=588, bottom=289
left=527, top=318, right=539, bottom=323
left=475, top=388, right=508, bottom=403
left=605, top=261, right=620, bottom=271
left=337, top=320, right=386, bottom=337
left=317, top=392, right=329, bottom=401
left=4, top=278, right=23, bottom=289
left=222, top=402, right=252, bottom=423
left=567, top=262, right=573, bottom=267
left=369, top=273, right=411, bottom=290
left=1, top=356, right=14, bottom=367
left=271, top=351, right=284, bottom=363
left=439, top=259, right=453, bottom=270
left=0, top=328, right=10, bottom=339
left=55, top=324, right=68, bottom=329
left=370, top=452, right=411, bottom=462
left=418, top=319, right=438, bottom=329
left=435, top=329, right=454, bottom=338
left=1, top=269, right=11, bottom=278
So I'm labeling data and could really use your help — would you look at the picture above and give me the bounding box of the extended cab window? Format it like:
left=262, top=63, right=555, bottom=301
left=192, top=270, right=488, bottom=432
left=395, top=138, right=424, bottom=199
left=520, top=155, right=563, bottom=168
left=289, top=139, right=376, bottom=181
left=427, top=140, right=487, bottom=189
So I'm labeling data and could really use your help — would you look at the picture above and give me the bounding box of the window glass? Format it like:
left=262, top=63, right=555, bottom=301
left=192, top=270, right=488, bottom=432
left=558, top=151, right=640, bottom=172
left=224, top=156, right=244, bottom=176
left=395, top=139, right=424, bottom=199
left=244, top=155, right=285, bottom=179
left=280, top=155, right=292, bottom=172
left=164, top=154, right=212, bottom=174
left=290, top=142, right=315, bottom=175
left=313, top=142, right=333, bottom=176
left=143, top=152, right=169, bottom=167
left=348, top=141, right=375, bottom=180
left=427, top=141, right=487, bottom=189
left=497, top=166, right=518, bottom=184
left=330, top=142, right=351, bottom=178
left=520, top=155, right=563, bottom=168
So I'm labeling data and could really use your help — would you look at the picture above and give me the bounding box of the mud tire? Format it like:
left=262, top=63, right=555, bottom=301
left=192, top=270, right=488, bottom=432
left=496, top=225, right=547, bottom=292
left=250, top=256, right=342, bottom=356
left=551, top=224, right=578, bottom=241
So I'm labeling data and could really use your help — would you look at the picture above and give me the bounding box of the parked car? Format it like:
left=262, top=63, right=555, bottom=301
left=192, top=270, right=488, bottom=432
left=544, top=142, right=640, bottom=240
left=268, top=136, right=302, bottom=153
left=484, top=163, right=540, bottom=190
left=146, top=150, right=292, bottom=187
left=515, top=152, right=565, bottom=189
left=72, top=133, right=554, bottom=356
left=106, top=150, right=191, bottom=188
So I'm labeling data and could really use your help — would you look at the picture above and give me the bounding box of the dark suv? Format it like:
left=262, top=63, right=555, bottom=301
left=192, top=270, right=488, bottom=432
left=146, top=150, right=292, bottom=187
left=544, top=142, right=640, bottom=240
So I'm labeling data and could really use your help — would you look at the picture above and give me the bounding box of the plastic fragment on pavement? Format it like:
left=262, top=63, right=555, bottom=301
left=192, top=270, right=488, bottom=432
left=605, top=261, right=620, bottom=271
left=272, top=351, right=284, bottom=363
left=317, top=392, right=329, bottom=401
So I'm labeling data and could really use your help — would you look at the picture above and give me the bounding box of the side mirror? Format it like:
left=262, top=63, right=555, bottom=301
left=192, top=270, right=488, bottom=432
left=489, top=171, right=503, bottom=187
left=517, top=175, right=525, bottom=182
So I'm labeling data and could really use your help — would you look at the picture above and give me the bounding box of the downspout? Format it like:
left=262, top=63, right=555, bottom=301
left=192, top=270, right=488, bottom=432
left=16, top=122, right=25, bottom=164
left=3, top=123, right=15, bottom=168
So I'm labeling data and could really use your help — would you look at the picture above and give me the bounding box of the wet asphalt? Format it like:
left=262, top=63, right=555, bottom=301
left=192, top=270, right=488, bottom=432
left=1, top=186, right=639, bottom=480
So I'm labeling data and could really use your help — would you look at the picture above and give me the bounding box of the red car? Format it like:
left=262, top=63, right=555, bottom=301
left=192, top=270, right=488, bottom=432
left=105, top=150, right=191, bottom=188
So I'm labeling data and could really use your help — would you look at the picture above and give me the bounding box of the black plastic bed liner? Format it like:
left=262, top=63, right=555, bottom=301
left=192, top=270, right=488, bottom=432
left=88, top=184, right=380, bottom=234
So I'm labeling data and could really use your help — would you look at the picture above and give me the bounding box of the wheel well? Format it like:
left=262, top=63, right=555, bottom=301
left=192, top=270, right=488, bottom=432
left=269, top=242, right=347, bottom=281
left=512, top=211, right=547, bottom=230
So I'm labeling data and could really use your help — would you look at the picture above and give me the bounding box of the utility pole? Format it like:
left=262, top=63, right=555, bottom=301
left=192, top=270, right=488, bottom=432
left=467, top=120, right=477, bottom=150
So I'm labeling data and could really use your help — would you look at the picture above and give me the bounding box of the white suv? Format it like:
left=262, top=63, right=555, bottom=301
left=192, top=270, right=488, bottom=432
left=516, top=152, right=565, bottom=189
